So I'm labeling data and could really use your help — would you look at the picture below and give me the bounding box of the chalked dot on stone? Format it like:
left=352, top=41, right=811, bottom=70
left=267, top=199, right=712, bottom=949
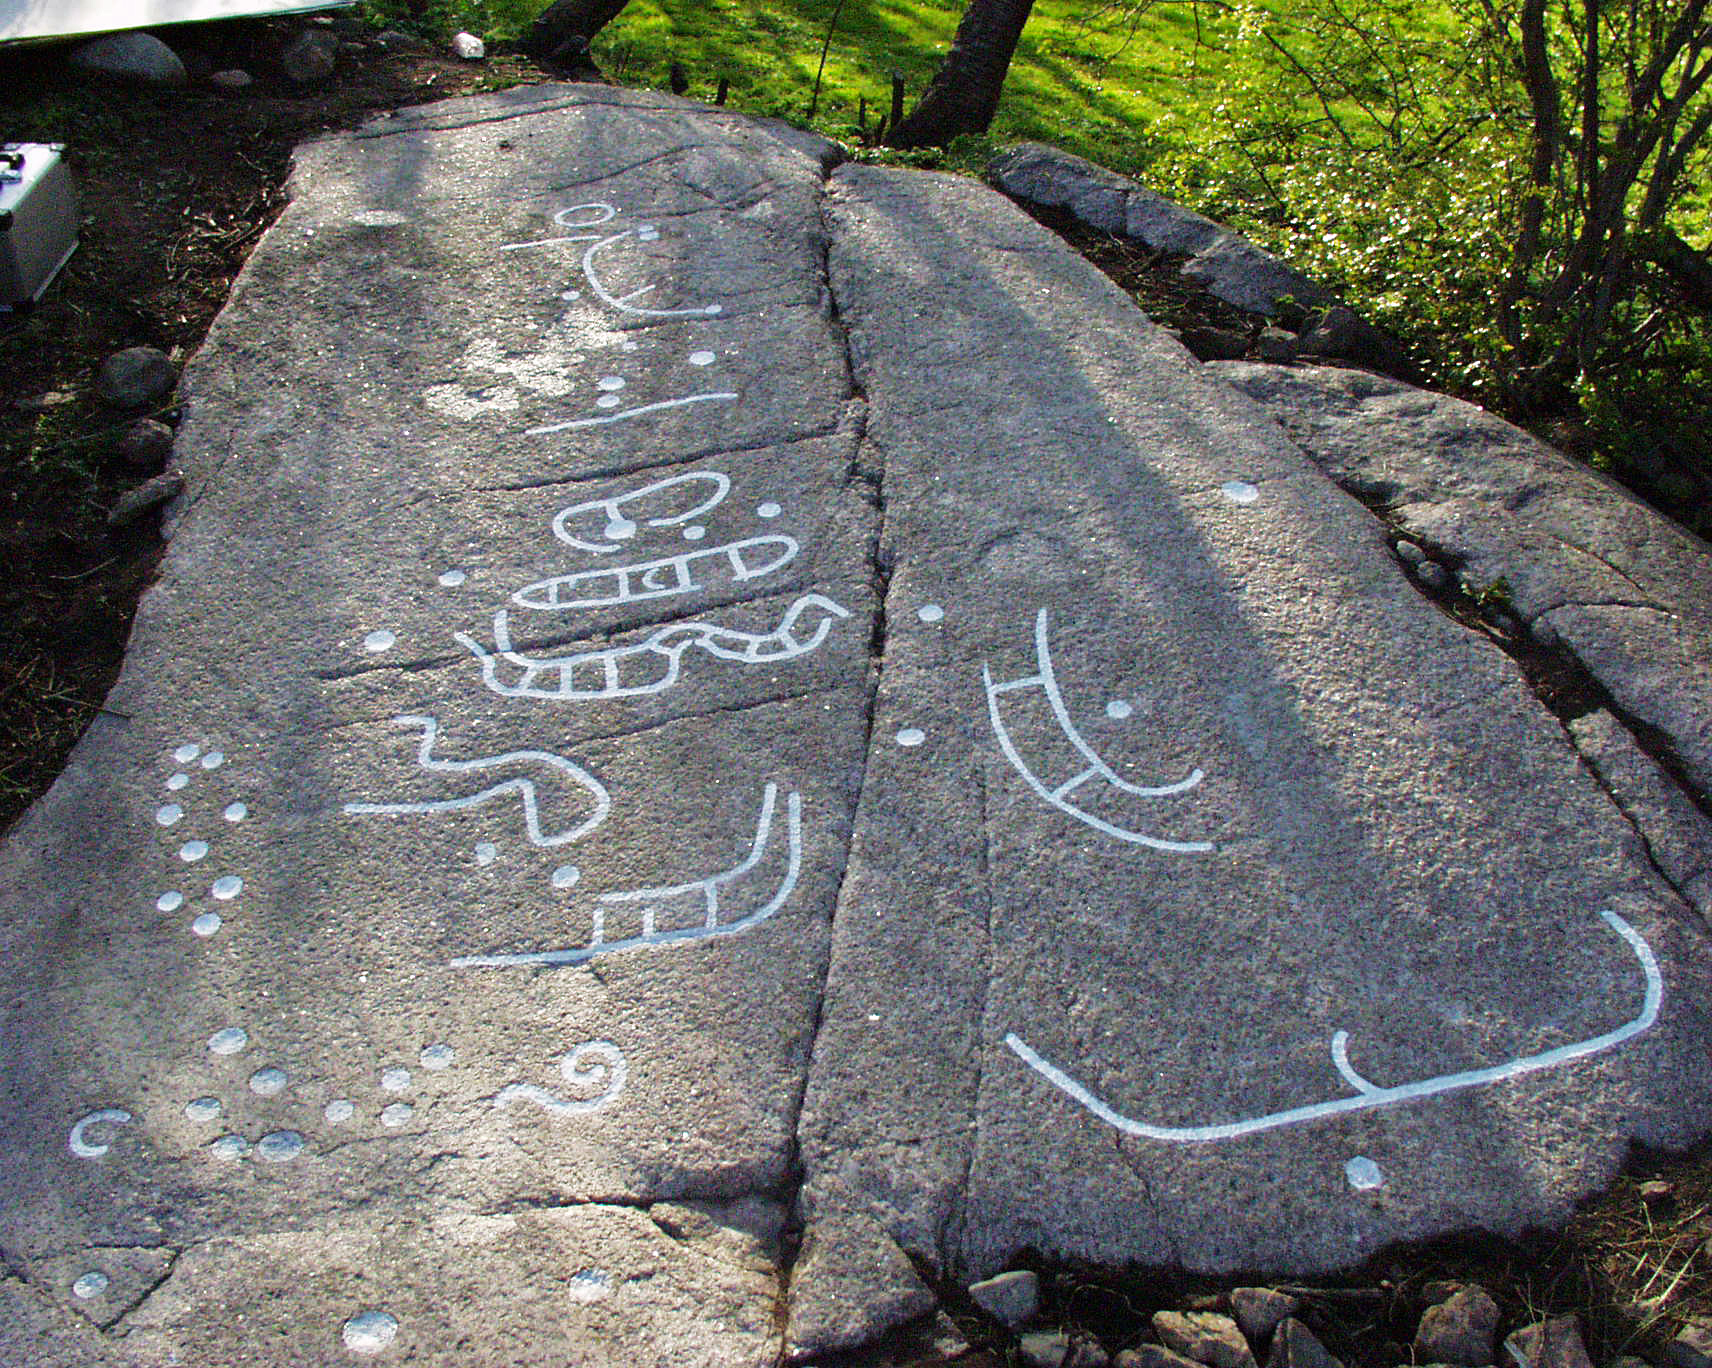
left=256, top=1130, right=305, bottom=1162
left=688, top=350, right=716, bottom=367
left=597, top=375, right=626, bottom=392
left=917, top=603, right=945, bottom=623
left=473, top=842, right=498, bottom=867
left=363, top=630, right=396, bottom=654
left=560, top=290, right=580, bottom=302
left=179, top=840, right=209, bottom=863
left=192, top=912, right=223, bottom=937
left=224, top=802, right=248, bottom=823
left=381, top=1102, right=414, bottom=1128
left=380, top=1068, right=411, bottom=1093
left=1221, top=480, right=1260, bottom=504
left=212, top=876, right=243, bottom=901
left=201, top=750, right=225, bottom=770
left=156, top=804, right=183, bottom=827
left=635, top=225, right=658, bottom=241
left=704, top=304, right=723, bottom=316
left=551, top=864, right=581, bottom=890
left=249, top=1067, right=287, bottom=1096
left=438, top=569, right=467, bottom=588
left=157, top=890, right=184, bottom=913
left=756, top=501, right=782, bottom=519
left=166, top=772, right=190, bottom=791
left=1106, top=699, right=1134, bottom=720
left=343, top=1311, right=400, bottom=1355
left=324, top=1099, right=356, bottom=1125
left=595, top=394, right=622, bottom=409
left=896, top=728, right=926, bottom=748
left=174, top=743, right=201, bottom=764
left=72, top=1272, right=110, bottom=1299
left=567, top=1270, right=614, bottom=1303
left=603, top=517, right=636, bottom=541
left=420, top=1044, right=455, bottom=1071
left=184, top=1096, right=222, bottom=1123
left=1345, top=1155, right=1385, bottom=1190
left=209, top=1134, right=249, bottom=1160
left=682, top=525, right=706, bottom=541
left=621, top=339, right=639, bottom=352
left=208, top=1027, right=248, bottom=1056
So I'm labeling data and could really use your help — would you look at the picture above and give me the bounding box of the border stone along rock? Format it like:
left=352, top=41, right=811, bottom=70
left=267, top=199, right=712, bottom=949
left=2, top=88, right=1711, bottom=1365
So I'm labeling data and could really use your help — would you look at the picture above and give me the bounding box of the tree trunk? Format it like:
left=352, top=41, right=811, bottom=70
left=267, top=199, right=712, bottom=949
left=887, top=0, right=1037, bottom=149
left=527, top=0, right=632, bottom=61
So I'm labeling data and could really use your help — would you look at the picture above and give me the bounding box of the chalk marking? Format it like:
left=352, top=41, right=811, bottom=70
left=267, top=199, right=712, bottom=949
left=451, top=784, right=802, bottom=968
left=983, top=609, right=1212, bottom=852
left=500, top=202, right=724, bottom=318
left=458, top=594, right=849, bottom=702
left=343, top=715, right=609, bottom=846
left=525, top=392, right=738, bottom=436
left=494, top=1040, right=628, bottom=1115
left=69, top=1108, right=132, bottom=1159
left=1006, top=909, right=1661, bottom=1143
left=511, top=535, right=797, bottom=612
left=551, top=472, right=731, bottom=553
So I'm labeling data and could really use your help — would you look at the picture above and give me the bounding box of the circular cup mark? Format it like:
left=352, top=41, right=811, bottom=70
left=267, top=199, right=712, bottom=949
left=438, top=569, right=467, bottom=588
left=381, top=1102, right=414, bottom=1128
left=597, top=375, right=625, bottom=391
left=156, top=804, right=183, bottom=827
left=363, top=630, right=396, bottom=654
left=179, top=840, right=209, bottom=863
left=249, top=1067, right=287, bottom=1096
left=682, top=525, right=706, bottom=541
left=895, top=728, right=926, bottom=748
left=688, top=350, right=716, bottom=366
left=212, top=876, right=243, bottom=901
left=157, top=891, right=184, bottom=913
left=420, top=1044, right=455, bottom=1070
left=192, top=912, right=223, bottom=937
left=916, top=603, right=945, bottom=623
left=595, top=394, right=622, bottom=409
left=72, top=1272, right=110, bottom=1299
left=756, top=501, right=782, bottom=519
left=208, top=1027, right=248, bottom=1056
left=473, top=842, right=498, bottom=866
left=223, top=802, right=248, bottom=823
left=1105, top=699, right=1134, bottom=720
left=209, top=1134, right=249, bottom=1160
left=200, top=751, right=225, bottom=770
left=603, top=517, right=637, bottom=541
left=380, top=1068, right=411, bottom=1093
left=166, top=772, right=189, bottom=791
left=184, top=1096, right=221, bottom=1123
left=343, top=1311, right=400, bottom=1355
left=173, top=744, right=200, bottom=764
left=1221, top=480, right=1260, bottom=504
left=257, top=1130, right=305, bottom=1162
left=1345, top=1155, right=1384, bottom=1190
left=551, top=864, right=581, bottom=890
left=324, top=1099, right=356, bottom=1125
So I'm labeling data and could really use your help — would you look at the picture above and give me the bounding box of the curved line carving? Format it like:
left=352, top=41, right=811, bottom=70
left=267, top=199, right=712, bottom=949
left=342, top=715, right=610, bottom=846
left=69, top=1108, right=133, bottom=1159
left=494, top=1040, right=628, bottom=1116
left=451, top=782, right=802, bottom=968
left=1006, top=909, right=1661, bottom=1143
left=551, top=472, right=731, bottom=553
left=456, top=594, right=850, bottom=702
left=511, top=535, right=798, bottom=612
left=983, top=608, right=1212, bottom=852
left=526, top=392, right=738, bottom=437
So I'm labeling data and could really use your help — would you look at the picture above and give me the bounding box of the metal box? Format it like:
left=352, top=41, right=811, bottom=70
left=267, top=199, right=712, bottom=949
left=0, top=144, right=80, bottom=311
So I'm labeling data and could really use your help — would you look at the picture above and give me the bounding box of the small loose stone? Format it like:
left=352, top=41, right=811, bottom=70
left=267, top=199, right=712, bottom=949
left=968, top=1268, right=1039, bottom=1327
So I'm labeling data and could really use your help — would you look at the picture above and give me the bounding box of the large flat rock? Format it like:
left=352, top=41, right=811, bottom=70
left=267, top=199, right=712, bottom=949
left=2, top=86, right=1709, bottom=1366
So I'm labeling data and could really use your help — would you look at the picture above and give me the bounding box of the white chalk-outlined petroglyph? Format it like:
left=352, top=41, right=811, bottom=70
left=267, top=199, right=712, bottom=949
left=457, top=593, right=850, bottom=702
left=552, top=471, right=732, bottom=553
left=509, top=535, right=799, bottom=612
left=500, top=202, right=725, bottom=320
left=68, top=1108, right=133, bottom=1159
left=1007, top=909, right=1661, bottom=1143
left=451, top=782, right=803, bottom=968
left=343, top=714, right=610, bottom=846
left=493, top=1040, right=628, bottom=1116
left=983, top=609, right=1213, bottom=853
left=526, top=391, right=740, bottom=436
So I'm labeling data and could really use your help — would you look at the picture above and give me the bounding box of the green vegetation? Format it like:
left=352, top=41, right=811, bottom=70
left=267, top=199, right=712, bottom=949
left=355, top=0, right=1712, bottom=536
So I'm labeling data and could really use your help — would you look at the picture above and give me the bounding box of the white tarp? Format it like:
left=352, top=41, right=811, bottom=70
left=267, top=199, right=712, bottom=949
left=1, top=0, right=353, bottom=44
